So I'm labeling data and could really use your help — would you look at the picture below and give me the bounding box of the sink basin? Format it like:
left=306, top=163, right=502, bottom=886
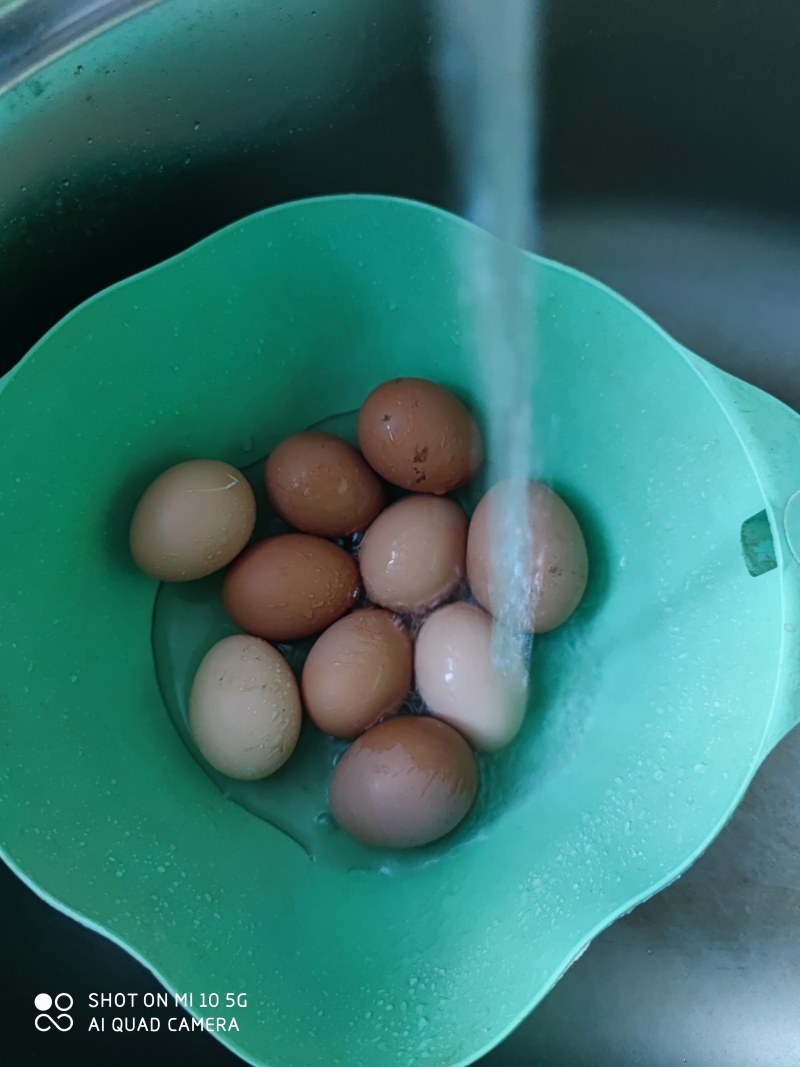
left=2, top=2, right=799, bottom=1065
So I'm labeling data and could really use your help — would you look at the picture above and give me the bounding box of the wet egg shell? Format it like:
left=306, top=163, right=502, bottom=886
left=129, top=459, right=256, bottom=581
left=358, top=495, right=467, bottom=612
left=302, top=609, right=412, bottom=738
left=264, top=432, right=385, bottom=537
left=415, top=602, right=526, bottom=751
left=189, top=634, right=301, bottom=779
left=329, top=715, right=478, bottom=848
left=467, top=480, right=589, bottom=633
left=222, top=533, right=360, bottom=641
left=357, top=377, right=483, bottom=494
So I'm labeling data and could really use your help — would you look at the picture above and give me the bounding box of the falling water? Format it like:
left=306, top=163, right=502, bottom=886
left=435, top=0, right=539, bottom=689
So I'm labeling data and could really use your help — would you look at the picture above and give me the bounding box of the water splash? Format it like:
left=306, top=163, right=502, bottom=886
left=435, top=0, right=540, bottom=688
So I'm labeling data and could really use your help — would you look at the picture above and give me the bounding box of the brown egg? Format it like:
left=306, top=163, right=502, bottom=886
left=466, top=480, right=589, bottom=633
left=222, top=533, right=360, bottom=641
left=264, top=432, right=385, bottom=536
left=301, top=609, right=412, bottom=738
left=189, top=635, right=301, bottom=780
left=358, top=495, right=467, bottom=613
left=357, top=377, right=483, bottom=494
left=129, top=459, right=256, bottom=581
left=329, top=716, right=479, bottom=849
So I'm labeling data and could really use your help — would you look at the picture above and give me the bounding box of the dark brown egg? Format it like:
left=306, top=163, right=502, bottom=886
left=329, top=716, right=479, bottom=849
left=222, top=533, right=360, bottom=641
left=265, top=432, right=385, bottom=537
left=357, top=378, right=483, bottom=494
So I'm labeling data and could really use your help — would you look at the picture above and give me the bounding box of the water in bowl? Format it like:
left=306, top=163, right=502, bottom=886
left=151, top=411, right=535, bottom=872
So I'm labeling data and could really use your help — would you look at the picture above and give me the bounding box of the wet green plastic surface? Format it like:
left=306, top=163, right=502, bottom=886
left=1, top=195, right=799, bottom=1067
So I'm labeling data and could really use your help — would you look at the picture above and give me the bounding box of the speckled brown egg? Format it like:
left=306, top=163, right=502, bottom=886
left=302, top=609, right=412, bottom=738
left=129, top=459, right=256, bottom=581
left=466, top=480, right=589, bottom=633
left=329, top=715, right=479, bottom=849
left=265, top=432, right=385, bottom=536
left=357, top=378, right=483, bottom=494
left=222, top=533, right=360, bottom=641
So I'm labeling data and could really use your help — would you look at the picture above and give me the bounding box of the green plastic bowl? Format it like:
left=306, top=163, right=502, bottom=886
left=2, top=195, right=799, bottom=1067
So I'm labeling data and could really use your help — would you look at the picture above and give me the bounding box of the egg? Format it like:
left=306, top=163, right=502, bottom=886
left=129, top=459, right=256, bottom=581
left=466, top=480, right=589, bottom=633
left=329, top=715, right=478, bottom=848
left=189, top=634, right=301, bottom=779
left=301, top=609, right=412, bottom=738
left=358, top=495, right=467, bottom=613
left=223, top=533, right=360, bottom=641
left=264, top=432, right=385, bottom=537
left=414, top=602, right=526, bottom=751
left=357, top=377, right=483, bottom=494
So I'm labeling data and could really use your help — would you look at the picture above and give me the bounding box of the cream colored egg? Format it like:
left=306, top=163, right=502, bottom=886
left=189, top=634, right=301, bottom=779
left=130, top=459, right=256, bottom=582
left=414, top=602, right=526, bottom=751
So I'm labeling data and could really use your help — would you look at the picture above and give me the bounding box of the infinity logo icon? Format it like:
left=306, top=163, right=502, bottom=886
left=34, top=993, right=74, bottom=1032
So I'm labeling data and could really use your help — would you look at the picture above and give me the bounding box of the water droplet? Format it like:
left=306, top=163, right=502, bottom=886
left=193, top=120, right=201, bottom=131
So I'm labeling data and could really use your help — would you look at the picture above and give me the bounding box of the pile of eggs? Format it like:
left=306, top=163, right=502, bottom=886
left=129, top=378, right=589, bottom=849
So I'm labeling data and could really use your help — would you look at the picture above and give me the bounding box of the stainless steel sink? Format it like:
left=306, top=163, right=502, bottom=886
left=3, top=2, right=800, bottom=1064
